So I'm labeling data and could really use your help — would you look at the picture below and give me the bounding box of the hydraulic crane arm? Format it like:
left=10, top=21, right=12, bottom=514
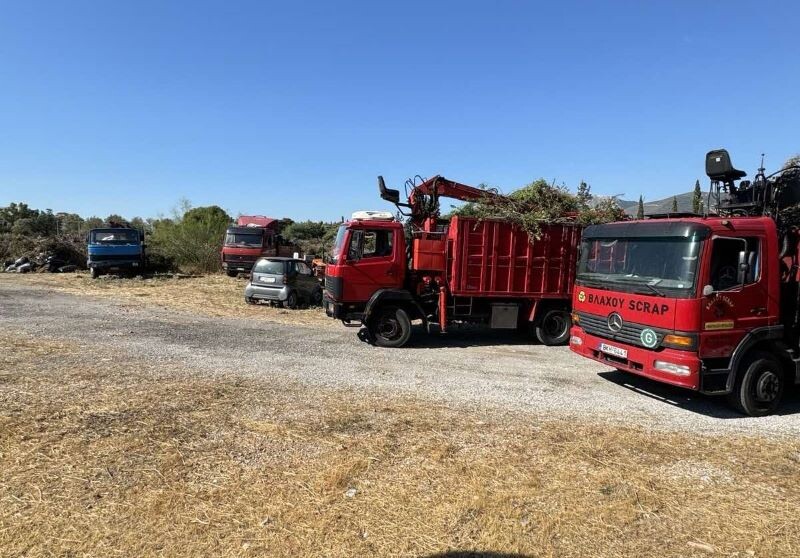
left=378, top=174, right=500, bottom=222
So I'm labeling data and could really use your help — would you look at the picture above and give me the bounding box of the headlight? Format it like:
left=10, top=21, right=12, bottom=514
left=570, top=335, right=583, bottom=346
left=654, top=360, right=691, bottom=376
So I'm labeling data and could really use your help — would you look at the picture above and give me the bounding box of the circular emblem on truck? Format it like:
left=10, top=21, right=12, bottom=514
left=640, top=328, right=658, bottom=348
left=607, top=312, right=623, bottom=332
left=578, top=290, right=586, bottom=302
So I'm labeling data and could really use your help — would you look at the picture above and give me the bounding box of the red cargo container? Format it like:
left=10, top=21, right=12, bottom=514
left=447, top=216, right=579, bottom=298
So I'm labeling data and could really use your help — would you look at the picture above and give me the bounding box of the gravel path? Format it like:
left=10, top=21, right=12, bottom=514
left=3, top=282, right=799, bottom=438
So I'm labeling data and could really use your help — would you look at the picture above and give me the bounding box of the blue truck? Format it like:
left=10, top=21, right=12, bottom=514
left=86, top=227, right=145, bottom=278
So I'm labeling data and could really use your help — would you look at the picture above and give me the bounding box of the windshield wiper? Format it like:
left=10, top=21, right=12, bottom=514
left=634, top=282, right=666, bottom=297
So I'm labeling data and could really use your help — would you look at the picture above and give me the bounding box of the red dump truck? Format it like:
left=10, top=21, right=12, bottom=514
left=323, top=175, right=581, bottom=347
left=570, top=149, right=800, bottom=416
left=221, top=215, right=295, bottom=277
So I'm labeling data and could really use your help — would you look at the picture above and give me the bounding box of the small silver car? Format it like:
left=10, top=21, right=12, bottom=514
left=244, top=257, right=322, bottom=308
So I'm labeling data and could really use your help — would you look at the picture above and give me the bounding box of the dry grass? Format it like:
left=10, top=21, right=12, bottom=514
left=0, top=272, right=331, bottom=327
left=2, top=331, right=800, bottom=557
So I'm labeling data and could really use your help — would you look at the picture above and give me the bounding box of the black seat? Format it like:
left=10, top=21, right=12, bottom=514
left=706, top=149, right=747, bottom=182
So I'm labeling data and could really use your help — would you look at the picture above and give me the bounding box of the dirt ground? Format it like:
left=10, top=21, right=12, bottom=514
left=2, top=274, right=800, bottom=557
left=0, top=272, right=331, bottom=327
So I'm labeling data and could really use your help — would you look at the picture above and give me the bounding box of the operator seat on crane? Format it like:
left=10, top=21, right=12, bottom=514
left=706, top=149, right=747, bottom=183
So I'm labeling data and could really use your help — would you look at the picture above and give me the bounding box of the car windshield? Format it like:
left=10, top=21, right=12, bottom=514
left=90, top=229, right=140, bottom=244
left=577, top=236, right=702, bottom=297
left=253, top=260, right=285, bottom=274
left=329, top=225, right=347, bottom=264
left=225, top=232, right=262, bottom=247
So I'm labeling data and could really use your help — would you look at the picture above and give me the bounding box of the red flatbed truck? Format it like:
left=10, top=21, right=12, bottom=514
left=323, top=175, right=581, bottom=347
left=570, top=149, right=800, bottom=416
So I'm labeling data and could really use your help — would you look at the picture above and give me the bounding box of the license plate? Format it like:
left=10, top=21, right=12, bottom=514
left=260, top=276, right=276, bottom=283
left=599, top=343, right=627, bottom=359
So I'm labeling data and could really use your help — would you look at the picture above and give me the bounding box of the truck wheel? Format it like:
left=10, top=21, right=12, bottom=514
left=282, top=290, right=298, bottom=309
left=226, top=270, right=238, bottom=278
left=727, top=351, right=784, bottom=417
left=535, top=309, right=571, bottom=346
left=90, top=268, right=100, bottom=279
left=370, top=306, right=412, bottom=348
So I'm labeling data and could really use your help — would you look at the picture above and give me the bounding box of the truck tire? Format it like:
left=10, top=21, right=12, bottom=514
left=226, top=270, right=238, bottom=278
left=370, top=305, right=412, bottom=348
left=90, top=267, right=100, bottom=279
left=727, top=351, right=784, bottom=417
left=535, top=309, right=571, bottom=346
left=282, top=290, right=298, bottom=309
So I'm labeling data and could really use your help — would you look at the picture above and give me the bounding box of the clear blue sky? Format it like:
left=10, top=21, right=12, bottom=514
left=1, top=1, right=798, bottom=221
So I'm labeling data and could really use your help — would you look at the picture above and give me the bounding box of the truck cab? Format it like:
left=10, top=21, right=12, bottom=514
left=87, top=227, right=145, bottom=279
left=221, top=215, right=291, bottom=277
left=323, top=212, right=405, bottom=322
left=570, top=149, right=800, bottom=416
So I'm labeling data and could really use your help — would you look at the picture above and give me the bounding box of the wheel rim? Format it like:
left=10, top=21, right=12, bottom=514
left=754, top=370, right=780, bottom=403
left=377, top=312, right=401, bottom=341
left=544, top=313, right=568, bottom=338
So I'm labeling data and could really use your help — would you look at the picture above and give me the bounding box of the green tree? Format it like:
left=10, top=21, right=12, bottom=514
left=149, top=204, right=232, bottom=273
left=576, top=181, right=592, bottom=209
left=637, top=195, right=645, bottom=219
left=671, top=196, right=678, bottom=213
left=692, top=179, right=703, bottom=214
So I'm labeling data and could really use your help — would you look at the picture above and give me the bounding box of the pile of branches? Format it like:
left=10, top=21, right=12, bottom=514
left=453, top=179, right=626, bottom=239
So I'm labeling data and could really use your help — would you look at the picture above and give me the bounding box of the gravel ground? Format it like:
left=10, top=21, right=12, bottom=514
left=3, top=282, right=800, bottom=438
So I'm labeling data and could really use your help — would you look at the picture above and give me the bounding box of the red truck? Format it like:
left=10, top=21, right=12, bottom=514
left=221, top=215, right=295, bottom=277
left=570, top=149, right=800, bottom=416
left=323, top=175, right=581, bottom=347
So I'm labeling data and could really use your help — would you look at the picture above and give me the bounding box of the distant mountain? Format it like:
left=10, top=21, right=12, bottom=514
left=615, top=191, right=697, bottom=216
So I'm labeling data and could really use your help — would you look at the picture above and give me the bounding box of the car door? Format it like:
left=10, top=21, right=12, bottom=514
left=295, top=261, right=316, bottom=297
left=341, top=227, right=402, bottom=302
left=700, top=235, right=770, bottom=358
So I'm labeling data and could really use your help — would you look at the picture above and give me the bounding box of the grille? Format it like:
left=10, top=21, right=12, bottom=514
left=223, top=254, right=253, bottom=263
left=324, top=275, right=343, bottom=300
left=578, top=311, right=666, bottom=349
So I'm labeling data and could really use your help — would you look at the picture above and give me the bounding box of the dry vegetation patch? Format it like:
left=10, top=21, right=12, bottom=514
left=1, top=331, right=799, bottom=557
left=0, top=272, right=331, bottom=327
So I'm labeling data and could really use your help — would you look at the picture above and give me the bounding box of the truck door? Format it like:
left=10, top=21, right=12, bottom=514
left=341, top=227, right=403, bottom=302
left=700, top=235, right=769, bottom=358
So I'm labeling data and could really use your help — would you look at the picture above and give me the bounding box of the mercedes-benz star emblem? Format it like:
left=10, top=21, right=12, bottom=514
left=607, top=312, right=624, bottom=332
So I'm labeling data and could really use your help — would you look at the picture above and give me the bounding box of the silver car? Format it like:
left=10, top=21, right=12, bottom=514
left=244, top=257, right=322, bottom=308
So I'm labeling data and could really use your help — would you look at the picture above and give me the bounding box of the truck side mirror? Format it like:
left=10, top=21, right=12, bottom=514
left=737, top=250, right=749, bottom=285
left=702, top=284, right=715, bottom=297
left=378, top=176, right=400, bottom=204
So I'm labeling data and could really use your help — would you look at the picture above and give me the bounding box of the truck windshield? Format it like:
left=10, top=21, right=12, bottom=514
left=225, top=232, right=262, bottom=247
left=577, top=236, right=702, bottom=297
left=329, top=225, right=347, bottom=264
left=90, top=230, right=140, bottom=244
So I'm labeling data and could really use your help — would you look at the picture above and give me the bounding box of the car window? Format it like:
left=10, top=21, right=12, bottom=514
left=709, top=237, right=760, bottom=290
left=296, top=262, right=312, bottom=275
left=253, top=260, right=285, bottom=274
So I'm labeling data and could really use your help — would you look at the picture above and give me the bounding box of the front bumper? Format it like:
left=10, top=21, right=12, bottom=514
left=245, top=282, right=289, bottom=302
left=323, top=293, right=364, bottom=322
left=569, top=326, right=701, bottom=390
left=88, top=259, right=141, bottom=270
left=223, top=261, right=255, bottom=273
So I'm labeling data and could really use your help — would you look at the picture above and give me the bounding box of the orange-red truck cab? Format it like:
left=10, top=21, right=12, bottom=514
left=221, top=215, right=295, bottom=277
left=570, top=149, right=800, bottom=416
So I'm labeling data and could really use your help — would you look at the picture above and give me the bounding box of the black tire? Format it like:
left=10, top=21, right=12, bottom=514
left=282, top=290, right=298, bottom=309
left=90, top=267, right=100, bottom=279
left=534, top=309, right=571, bottom=345
left=311, top=287, right=323, bottom=306
left=727, top=351, right=785, bottom=417
left=369, top=305, right=412, bottom=348
left=225, top=269, right=238, bottom=278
